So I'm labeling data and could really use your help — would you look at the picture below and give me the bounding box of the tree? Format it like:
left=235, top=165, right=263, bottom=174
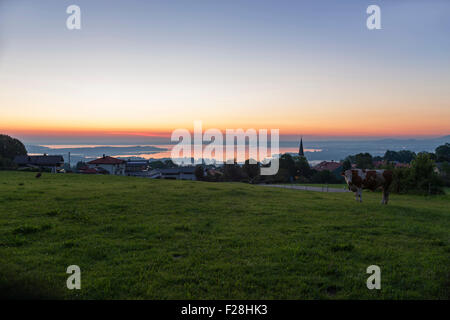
left=150, top=160, right=165, bottom=169
left=0, top=134, right=27, bottom=160
left=435, top=143, right=450, bottom=162
left=410, top=153, right=443, bottom=194
left=440, top=161, right=450, bottom=187
left=243, top=159, right=259, bottom=181
left=194, top=165, right=204, bottom=181
left=75, top=161, right=86, bottom=170
left=222, top=161, right=245, bottom=182
left=410, top=153, right=435, bottom=181
left=311, top=170, right=340, bottom=184
left=419, top=151, right=436, bottom=161
left=355, top=153, right=373, bottom=169
left=343, top=153, right=373, bottom=169
left=163, top=159, right=178, bottom=168
left=373, top=155, right=383, bottom=162
left=342, top=158, right=352, bottom=171
left=383, top=150, right=416, bottom=163
left=391, top=153, right=443, bottom=195
left=294, top=156, right=311, bottom=179
left=279, top=153, right=296, bottom=180
left=397, top=150, right=416, bottom=163
left=383, top=150, right=397, bottom=162
left=0, top=156, right=15, bottom=168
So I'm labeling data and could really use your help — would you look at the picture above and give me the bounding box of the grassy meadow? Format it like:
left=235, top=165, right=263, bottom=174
left=0, top=171, right=449, bottom=299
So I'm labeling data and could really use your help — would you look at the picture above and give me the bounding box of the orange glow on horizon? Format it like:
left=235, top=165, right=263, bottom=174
left=2, top=124, right=448, bottom=140
left=2, top=104, right=449, bottom=140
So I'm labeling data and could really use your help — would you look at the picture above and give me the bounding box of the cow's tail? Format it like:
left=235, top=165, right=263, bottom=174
left=382, top=170, right=393, bottom=205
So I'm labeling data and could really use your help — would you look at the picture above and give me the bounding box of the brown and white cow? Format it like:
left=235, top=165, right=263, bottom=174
left=341, top=169, right=393, bottom=204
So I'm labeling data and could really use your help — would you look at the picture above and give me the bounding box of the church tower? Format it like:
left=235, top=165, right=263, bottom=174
left=299, top=137, right=305, bottom=157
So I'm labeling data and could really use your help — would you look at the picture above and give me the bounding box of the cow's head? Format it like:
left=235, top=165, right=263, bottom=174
left=341, top=169, right=357, bottom=191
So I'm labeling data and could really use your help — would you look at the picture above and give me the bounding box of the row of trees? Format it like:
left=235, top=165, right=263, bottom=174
left=195, top=154, right=343, bottom=184
left=196, top=143, right=450, bottom=195
left=435, top=143, right=450, bottom=162
left=343, top=151, right=419, bottom=170
left=264, top=154, right=343, bottom=184
left=341, top=144, right=450, bottom=194
left=390, top=153, right=445, bottom=195
left=342, top=153, right=373, bottom=170
left=342, top=144, right=450, bottom=170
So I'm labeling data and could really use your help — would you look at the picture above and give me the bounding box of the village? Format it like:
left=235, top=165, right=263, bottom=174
left=10, top=138, right=449, bottom=191
left=10, top=139, right=342, bottom=181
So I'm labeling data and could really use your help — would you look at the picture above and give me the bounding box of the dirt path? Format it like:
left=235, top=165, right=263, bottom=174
left=258, top=184, right=351, bottom=193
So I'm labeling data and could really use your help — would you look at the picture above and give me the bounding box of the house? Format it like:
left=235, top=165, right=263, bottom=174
left=150, top=167, right=197, bottom=180
left=206, top=168, right=223, bottom=177
left=14, top=154, right=65, bottom=173
left=373, top=160, right=386, bottom=168
left=87, top=155, right=126, bottom=175
left=126, top=160, right=150, bottom=176
left=78, top=166, right=98, bottom=174
left=148, top=169, right=163, bottom=179
left=78, top=166, right=109, bottom=174
left=313, top=161, right=342, bottom=172
left=394, top=162, right=411, bottom=168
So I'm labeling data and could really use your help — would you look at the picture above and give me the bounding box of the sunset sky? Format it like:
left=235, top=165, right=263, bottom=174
left=1, top=0, right=449, bottom=144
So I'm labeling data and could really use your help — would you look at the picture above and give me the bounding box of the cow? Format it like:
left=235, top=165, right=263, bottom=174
left=341, top=169, right=393, bottom=204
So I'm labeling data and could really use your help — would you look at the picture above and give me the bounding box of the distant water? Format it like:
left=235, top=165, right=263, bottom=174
left=27, top=136, right=447, bottom=165
left=113, top=146, right=322, bottom=161
left=34, top=144, right=322, bottom=164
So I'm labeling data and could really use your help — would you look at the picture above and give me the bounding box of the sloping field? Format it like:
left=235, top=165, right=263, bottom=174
left=0, top=171, right=448, bottom=299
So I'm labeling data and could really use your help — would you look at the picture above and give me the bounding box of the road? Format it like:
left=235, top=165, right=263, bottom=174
left=258, top=184, right=351, bottom=193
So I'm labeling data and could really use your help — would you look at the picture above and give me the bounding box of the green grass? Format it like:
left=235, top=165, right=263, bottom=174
left=0, top=171, right=449, bottom=299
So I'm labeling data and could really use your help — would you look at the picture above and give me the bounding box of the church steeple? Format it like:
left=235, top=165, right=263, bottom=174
left=299, top=137, right=304, bottom=157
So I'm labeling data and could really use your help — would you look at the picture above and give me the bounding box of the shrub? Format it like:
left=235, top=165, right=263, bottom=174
left=0, top=156, right=16, bottom=170
left=391, top=153, right=443, bottom=195
left=435, top=143, right=450, bottom=162
left=0, top=134, right=27, bottom=161
left=439, top=162, right=450, bottom=187
left=310, top=170, right=343, bottom=184
left=194, top=165, right=204, bottom=181
left=222, top=162, right=246, bottom=182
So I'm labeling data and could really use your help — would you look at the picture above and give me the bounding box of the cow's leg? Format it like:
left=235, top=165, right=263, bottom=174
left=358, top=188, right=363, bottom=202
left=355, top=192, right=359, bottom=202
left=383, top=190, right=389, bottom=205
